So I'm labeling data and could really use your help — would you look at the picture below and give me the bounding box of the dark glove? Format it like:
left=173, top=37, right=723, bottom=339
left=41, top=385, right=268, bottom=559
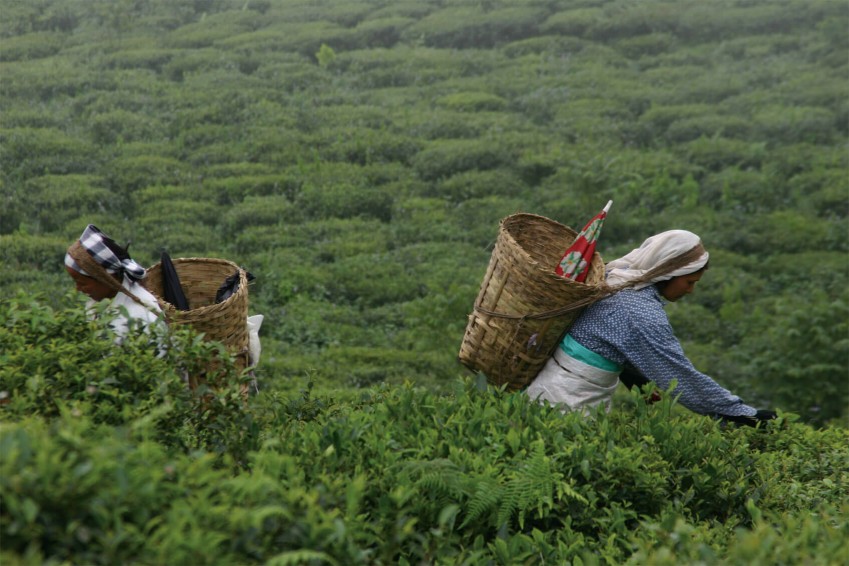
left=754, top=409, right=777, bottom=421
left=713, top=409, right=777, bottom=428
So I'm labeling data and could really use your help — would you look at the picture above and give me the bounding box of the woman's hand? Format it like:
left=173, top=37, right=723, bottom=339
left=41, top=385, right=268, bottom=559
left=714, top=409, right=777, bottom=428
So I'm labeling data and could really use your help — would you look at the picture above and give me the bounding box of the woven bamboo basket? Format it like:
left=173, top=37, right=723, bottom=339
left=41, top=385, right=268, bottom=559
left=144, top=257, right=250, bottom=375
left=458, top=213, right=606, bottom=391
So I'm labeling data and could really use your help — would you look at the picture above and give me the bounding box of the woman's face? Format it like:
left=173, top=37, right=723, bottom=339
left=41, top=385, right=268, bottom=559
left=659, top=272, right=703, bottom=302
left=65, top=266, right=116, bottom=302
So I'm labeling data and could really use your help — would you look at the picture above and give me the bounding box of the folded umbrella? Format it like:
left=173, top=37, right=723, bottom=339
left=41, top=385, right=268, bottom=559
left=160, top=250, right=190, bottom=311
left=555, top=200, right=612, bottom=283
left=215, top=269, right=255, bottom=304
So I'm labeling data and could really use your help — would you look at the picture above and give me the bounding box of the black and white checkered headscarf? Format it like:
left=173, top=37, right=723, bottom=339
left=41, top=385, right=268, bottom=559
left=64, top=225, right=146, bottom=282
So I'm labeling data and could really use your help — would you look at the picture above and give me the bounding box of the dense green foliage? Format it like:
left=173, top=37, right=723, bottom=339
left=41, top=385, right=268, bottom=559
left=2, top=299, right=848, bottom=564
left=1, top=0, right=847, bottom=562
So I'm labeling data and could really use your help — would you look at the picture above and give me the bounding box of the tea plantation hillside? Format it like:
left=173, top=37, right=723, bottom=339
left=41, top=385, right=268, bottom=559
left=1, top=0, right=848, bottom=562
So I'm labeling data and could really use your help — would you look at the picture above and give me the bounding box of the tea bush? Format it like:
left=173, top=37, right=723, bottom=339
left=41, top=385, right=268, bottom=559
left=3, top=337, right=846, bottom=565
left=0, top=295, right=258, bottom=461
left=0, top=127, right=95, bottom=181
left=19, top=175, right=117, bottom=233
left=0, top=233, right=66, bottom=271
left=411, top=139, right=513, bottom=182
left=0, top=31, right=64, bottom=62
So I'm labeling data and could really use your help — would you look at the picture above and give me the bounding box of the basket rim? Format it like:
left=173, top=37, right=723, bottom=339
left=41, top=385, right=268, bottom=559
left=148, top=256, right=241, bottom=269
left=499, top=212, right=603, bottom=290
left=145, top=256, right=248, bottom=315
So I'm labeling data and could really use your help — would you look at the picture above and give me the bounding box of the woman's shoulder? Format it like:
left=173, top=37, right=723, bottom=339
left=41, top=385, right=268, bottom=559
left=603, top=285, right=662, bottom=307
left=594, top=286, right=666, bottom=323
left=116, top=281, right=163, bottom=314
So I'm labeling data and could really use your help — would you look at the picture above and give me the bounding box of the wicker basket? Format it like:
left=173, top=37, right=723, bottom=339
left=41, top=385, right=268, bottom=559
left=144, top=257, right=250, bottom=373
left=458, top=213, right=606, bottom=391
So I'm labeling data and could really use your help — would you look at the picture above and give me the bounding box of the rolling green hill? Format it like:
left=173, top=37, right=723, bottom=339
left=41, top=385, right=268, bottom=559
left=1, top=1, right=848, bottom=562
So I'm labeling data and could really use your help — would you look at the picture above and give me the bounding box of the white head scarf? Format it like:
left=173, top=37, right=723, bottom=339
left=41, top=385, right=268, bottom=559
left=605, top=230, right=709, bottom=290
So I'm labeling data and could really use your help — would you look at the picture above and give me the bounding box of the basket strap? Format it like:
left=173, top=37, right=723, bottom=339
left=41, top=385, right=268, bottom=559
left=474, top=289, right=613, bottom=321
left=473, top=243, right=706, bottom=321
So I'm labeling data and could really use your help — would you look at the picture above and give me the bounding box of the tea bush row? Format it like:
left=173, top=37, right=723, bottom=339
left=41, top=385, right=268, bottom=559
left=2, top=322, right=847, bottom=564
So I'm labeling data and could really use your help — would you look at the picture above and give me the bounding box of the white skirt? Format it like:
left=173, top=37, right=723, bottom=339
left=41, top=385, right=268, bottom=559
left=525, top=346, right=620, bottom=414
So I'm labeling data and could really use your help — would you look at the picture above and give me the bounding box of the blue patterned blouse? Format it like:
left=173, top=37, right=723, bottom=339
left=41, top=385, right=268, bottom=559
left=567, top=285, right=757, bottom=417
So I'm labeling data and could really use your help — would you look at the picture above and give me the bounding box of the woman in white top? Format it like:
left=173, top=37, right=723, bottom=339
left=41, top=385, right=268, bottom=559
left=65, top=224, right=166, bottom=343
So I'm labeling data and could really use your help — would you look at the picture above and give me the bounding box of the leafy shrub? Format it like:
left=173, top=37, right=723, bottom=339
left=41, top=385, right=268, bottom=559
left=0, top=31, right=64, bottom=62
left=665, top=114, right=752, bottom=143
left=389, top=197, right=458, bottom=246
left=680, top=136, right=766, bottom=172
left=431, top=168, right=525, bottom=203
left=674, top=2, right=836, bottom=42
left=0, top=233, right=65, bottom=271
left=163, top=10, right=262, bottom=48
left=220, top=195, right=300, bottom=238
left=185, top=140, right=251, bottom=167
left=101, top=47, right=175, bottom=72
left=501, top=34, right=586, bottom=58
left=319, top=127, right=422, bottom=166
left=742, top=210, right=835, bottom=254
left=17, top=175, right=117, bottom=233
left=0, top=127, right=96, bottom=181
left=201, top=161, right=275, bottom=179
left=103, top=155, right=190, bottom=194
left=615, top=32, right=675, bottom=58
left=289, top=217, right=391, bottom=261
left=162, top=48, right=229, bottom=81
left=436, top=92, right=508, bottom=112
left=89, top=109, right=163, bottom=145
left=350, top=16, right=414, bottom=48
left=134, top=216, right=222, bottom=257
left=450, top=195, right=526, bottom=248
left=0, top=102, right=65, bottom=129
left=401, top=6, right=546, bottom=49
left=405, top=110, right=496, bottom=140
left=411, top=139, right=512, bottom=182
left=201, top=174, right=301, bottom=205
left=752, top=105, right=838, bottom=145
left=699, top=167, right=777, bottom=213
left=806, top=181, right=849, bottom=219
left=364, top=3, right=435, bottom=21
left=0, top=296, right=255, bottom=456
left=323, top=252, right=423, bottom=308
left=0, top=56, right=119, bottom=101
left=317, top=1, right=374, bottom=27
left=296, top=180, right=393, bottom=222
left=539, top=8, right=604, bottom=38
left=218, top=22, right=359, bottom=58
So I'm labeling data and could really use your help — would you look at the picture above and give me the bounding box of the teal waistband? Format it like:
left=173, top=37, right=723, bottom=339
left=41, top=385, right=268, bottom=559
left=560, top=335, right=623, bottom=373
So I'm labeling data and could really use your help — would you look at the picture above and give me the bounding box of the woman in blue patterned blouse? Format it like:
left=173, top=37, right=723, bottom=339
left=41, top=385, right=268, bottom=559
left=526, top=230, right=776, bottom=426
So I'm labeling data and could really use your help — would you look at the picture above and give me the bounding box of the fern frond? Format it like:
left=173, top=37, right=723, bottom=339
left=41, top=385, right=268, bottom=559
left=498, top=440, right=559, bottom=529
left=401, top=458, right=467, bottom=499
left=460, top=476, right=502, bottom=529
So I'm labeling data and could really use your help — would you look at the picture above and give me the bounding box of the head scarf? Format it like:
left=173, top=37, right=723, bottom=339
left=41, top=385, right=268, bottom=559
left=65, top=225, right=147, bottom=283
left=605, top=230, right=709, bottom=290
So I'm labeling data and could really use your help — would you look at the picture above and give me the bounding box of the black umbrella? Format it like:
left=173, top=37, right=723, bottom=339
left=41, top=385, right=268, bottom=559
left=160, top=250, right=190, bottom=311
left=215, top=269, right=255, bottom=304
